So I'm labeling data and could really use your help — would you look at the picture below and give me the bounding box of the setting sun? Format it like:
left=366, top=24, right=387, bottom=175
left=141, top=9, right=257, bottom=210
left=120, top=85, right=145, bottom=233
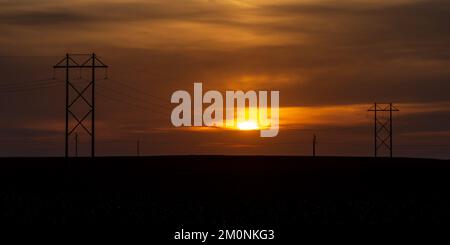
left=237, top=121, right=259, bottom=130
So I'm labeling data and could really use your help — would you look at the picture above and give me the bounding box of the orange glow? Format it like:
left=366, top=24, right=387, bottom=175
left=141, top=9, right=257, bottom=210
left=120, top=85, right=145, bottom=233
left=237, top=120, right=259, bottom=130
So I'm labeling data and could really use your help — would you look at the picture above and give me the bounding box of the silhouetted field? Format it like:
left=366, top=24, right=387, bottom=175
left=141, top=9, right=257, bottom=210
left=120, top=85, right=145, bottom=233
left=1, top=156, right=449, bottom=225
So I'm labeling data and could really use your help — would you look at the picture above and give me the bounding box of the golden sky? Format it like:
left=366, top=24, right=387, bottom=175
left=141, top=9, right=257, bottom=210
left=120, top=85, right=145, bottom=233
left=1, top=0, right=450, bottom=157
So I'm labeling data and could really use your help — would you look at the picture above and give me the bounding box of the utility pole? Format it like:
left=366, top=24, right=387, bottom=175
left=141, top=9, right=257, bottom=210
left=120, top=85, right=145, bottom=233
left=54, top=53, right=108, bottom=158
left=312, top=134, right=317, bottom=157
left=137, top=140, right=140, bottom=157
left=368, top=103, right=399, bottom=158
left=75, top=133, right=78, bottom=157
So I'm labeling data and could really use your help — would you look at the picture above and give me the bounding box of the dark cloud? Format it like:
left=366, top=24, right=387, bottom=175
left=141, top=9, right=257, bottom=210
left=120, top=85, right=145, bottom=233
left=0, top=1, right=230, bottom=26
left=0, top=10, right=91, bottom=26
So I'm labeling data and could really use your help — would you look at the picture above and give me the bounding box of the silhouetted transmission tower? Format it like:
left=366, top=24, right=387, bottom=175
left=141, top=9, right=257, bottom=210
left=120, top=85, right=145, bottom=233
left=54, top=53, right=108, bottom=158
left=368, top=103, right=399, bottom=158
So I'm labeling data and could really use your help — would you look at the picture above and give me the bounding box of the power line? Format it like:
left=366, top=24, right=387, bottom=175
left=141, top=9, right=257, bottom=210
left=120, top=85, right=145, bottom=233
left=0, top=77, right=56, bottom=89
left=0, top=81, right=61, bottom=90
left=97, top=82, right=169, bottom=111
left=0, top=77, right=93, bottom=93
left=0, top=81, right=63, bottom=93
left=0, top=73, right=169, bottom=117
left=97, top=90, right=168, bottom=118
left=97, top=88, right=167, bottom=114
left=105, top=78, right=167, bottom=103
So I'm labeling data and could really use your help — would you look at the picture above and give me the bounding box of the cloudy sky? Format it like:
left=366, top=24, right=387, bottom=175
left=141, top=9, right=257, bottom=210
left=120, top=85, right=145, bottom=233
left=1, top=0, right=450, bottom=158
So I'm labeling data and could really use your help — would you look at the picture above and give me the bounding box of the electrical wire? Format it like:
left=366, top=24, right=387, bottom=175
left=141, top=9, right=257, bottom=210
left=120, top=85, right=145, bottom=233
left=0, top=78, right=57, bottom=89
left=104, top=78, right=167, bottom=103
left=0, top=80, right=64, bottom=93
left=97, top=82, right=169, bottom=111
left=97, top=90, right=168, bottom=118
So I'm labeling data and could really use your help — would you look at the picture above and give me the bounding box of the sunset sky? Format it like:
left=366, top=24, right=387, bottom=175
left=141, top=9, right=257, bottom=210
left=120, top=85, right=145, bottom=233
left=1, top=0, right=450, bottom=158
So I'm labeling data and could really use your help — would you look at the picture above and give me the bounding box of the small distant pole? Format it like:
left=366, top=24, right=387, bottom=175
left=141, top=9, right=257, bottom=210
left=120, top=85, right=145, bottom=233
left=374, top=102, right=377, bottom=157
left=313, top=134, right=317, bottom=157
left=137, top=140, right=140, bottom=157
left=390, top=103, right=393, bottom=158
left=75, top=133, right=78, bottom=157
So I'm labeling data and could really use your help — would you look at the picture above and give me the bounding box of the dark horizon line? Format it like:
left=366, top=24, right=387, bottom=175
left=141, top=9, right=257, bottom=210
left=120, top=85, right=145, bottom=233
left=0, top=154, right=448, bottom=161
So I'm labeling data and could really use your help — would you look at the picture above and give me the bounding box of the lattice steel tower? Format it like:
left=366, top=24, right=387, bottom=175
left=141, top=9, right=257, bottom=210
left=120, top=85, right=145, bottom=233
left=54, top=53, right=108, bottom=158
left=368, top=103, right=399, bottom=158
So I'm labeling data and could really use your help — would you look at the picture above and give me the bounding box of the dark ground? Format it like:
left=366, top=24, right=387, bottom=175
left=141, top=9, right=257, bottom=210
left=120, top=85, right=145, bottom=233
left=1, top=156, right=450, bottom=227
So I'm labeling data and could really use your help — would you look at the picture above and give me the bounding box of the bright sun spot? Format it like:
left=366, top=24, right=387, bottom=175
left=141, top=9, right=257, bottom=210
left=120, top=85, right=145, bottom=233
left=237, top=121, right=259, bottom=130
